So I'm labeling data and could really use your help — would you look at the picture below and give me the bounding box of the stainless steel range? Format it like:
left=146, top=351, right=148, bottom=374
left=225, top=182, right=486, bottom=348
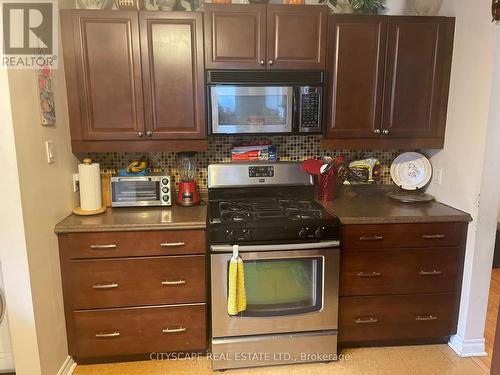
left=208, top=162, right=341, bottom=371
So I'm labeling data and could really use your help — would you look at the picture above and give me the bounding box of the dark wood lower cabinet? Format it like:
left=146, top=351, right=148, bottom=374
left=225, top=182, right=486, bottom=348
left=339, top=222, right=468, bottom=346
left=339, top=294, right=456, bottom=343
left=73, top=304, right=206, bottom=359
left=57, top=229, right=207, bottom=363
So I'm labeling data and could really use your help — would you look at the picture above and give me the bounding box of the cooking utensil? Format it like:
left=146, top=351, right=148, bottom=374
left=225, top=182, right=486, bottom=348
left=390, top=152, right=432, bottom=190
left=302, top=159, right=323, bottom=175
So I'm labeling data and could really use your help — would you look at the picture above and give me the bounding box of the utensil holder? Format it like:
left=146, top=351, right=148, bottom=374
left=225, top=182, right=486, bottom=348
left=317, top=169, right=336, bottom=202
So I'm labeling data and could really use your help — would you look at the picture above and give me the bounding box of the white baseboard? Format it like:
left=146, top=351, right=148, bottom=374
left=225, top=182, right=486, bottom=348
left=57, top=356, right=76, bottom=375
left=448, top=334, right=487, bottom=357
left=0, top=352, right=14, bottom=372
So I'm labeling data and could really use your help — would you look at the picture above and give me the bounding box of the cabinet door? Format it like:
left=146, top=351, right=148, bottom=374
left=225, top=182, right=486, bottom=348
left=325, top=15, right=387, bottom=139
left=266, top=5, right=327, bottom=70
left=71, top=11, right=145, bottom=140
left=204, top=4, right=266, bottom=69
left=382, top=17, right=454, bottom=138
left=140, top=12, right=206, bottom=139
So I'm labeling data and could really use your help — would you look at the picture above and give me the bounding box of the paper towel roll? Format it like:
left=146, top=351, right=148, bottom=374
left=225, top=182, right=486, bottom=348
left=78, top=159, right=102, bottom=211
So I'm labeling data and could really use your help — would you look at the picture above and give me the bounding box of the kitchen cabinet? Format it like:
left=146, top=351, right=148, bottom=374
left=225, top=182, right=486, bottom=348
left=323, top=15, right=455, bottom=149
left=61, top=10, right=207, bottom=153
left=204, top=4, right=327, bottom=70
left=57, top=229, right=207, bottom=362
left=63, top=10, right=145, bottom=142
left=338, top=222, right=467, bottom=346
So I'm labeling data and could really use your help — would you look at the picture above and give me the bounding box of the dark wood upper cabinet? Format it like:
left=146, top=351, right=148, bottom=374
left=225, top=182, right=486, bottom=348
left=204, top=4, right=327, bottom=70
left=67, top=10, right=145, bottom=141
left=61, top=10, right=208, bottom=152
left=325, top=15, right=387, bottom=139
left=382, top=17, right=454, bottom=139
left=322, top=15, right=455, bottom=150
left=140, top=12, right=206, bottom=140
left=266, top=5, right=327, bottom=70
left=204, top=4, right=266, bottom=69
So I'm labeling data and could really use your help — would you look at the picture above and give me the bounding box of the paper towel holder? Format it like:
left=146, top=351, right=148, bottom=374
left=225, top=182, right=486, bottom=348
left=72, top=158, right=107, bottom=216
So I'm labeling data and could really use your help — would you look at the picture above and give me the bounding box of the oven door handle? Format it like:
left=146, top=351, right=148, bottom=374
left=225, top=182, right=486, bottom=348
left=210, top=241, right=340, bottom=253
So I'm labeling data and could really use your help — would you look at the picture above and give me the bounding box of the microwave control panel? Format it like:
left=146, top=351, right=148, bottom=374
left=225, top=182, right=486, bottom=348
left=299, top=86, right=322, bottom=133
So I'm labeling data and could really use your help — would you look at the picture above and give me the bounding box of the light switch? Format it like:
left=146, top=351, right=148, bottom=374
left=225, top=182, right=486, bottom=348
left=45, top=140, right=55, bottom=164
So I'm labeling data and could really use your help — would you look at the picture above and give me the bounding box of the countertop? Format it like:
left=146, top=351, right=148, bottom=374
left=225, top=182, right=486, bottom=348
left=54, top=204, right=207, bottom=234
left=320, top=186, right=472, bottom=225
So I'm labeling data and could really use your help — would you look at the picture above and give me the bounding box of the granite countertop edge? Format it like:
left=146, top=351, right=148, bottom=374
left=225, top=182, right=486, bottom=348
left=54, top=222, right=207, bottom=234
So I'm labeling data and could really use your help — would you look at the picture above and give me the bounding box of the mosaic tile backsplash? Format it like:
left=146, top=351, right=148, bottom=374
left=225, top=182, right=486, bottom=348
left=88, top=136, right=417, bottom=189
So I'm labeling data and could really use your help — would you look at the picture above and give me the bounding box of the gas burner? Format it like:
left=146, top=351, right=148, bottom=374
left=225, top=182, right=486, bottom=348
left=256, top=210, right=287, bottom=219
left=220, top=211, right=254, bottom=223
left=219, top=201, right=251, bottom=212
left=280, top=200, right=314, bottom=210
left=287, top=209, right=322, bottom=220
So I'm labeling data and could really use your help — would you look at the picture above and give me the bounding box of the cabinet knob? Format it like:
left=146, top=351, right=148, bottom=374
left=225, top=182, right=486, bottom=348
left=382, top=129, right=389, bottom=135
left=146, top=131, right=153, bottom=137
left=373, top=129, right=381, bottom=134
left=267, top=60, right=274, bottom=66
left=259, top=60, right=265, bottom=66
left=138, top=132, right=144, bottom=137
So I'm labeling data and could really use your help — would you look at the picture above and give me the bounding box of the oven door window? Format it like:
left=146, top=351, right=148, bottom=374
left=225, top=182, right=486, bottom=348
left=229, top=257, right=323, bottom=317
left=211, top=86, right=293, bottom=134
left=111, top=181, right=160, bottom=203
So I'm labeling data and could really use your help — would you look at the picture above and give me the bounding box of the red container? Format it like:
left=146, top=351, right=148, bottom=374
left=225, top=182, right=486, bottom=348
left=317, top=168, right=336, bottom=202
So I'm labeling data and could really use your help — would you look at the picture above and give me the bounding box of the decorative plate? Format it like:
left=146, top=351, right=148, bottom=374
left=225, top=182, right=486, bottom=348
left=390, top=152, right=432, bottom=190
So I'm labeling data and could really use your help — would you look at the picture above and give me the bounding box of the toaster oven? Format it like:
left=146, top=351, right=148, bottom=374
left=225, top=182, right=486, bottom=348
left=111, top=175, right=172, bottom=207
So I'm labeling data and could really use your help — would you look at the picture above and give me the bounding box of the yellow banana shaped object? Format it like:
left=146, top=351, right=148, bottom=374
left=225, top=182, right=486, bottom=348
left=127, top=159, right=147, bottom=174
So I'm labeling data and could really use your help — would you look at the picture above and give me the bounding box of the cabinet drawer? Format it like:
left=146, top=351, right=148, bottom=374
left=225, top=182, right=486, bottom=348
left=339, top=294, right=456, bottom=343
left=63, top=230, right=206, bottom=259
left=342, top=223, right=465, bottom=250
left=340, top=247, right=460, bottom=296
left=73, top=304, right=206, bottom=359
left=69, top=256, right=206, bottom=309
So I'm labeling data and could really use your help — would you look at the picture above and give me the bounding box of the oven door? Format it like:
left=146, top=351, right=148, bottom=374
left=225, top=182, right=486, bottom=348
left=210, top=86, right=294, bottom=134
left=210, top=243, right=339, bottom=338
left=111, top=177, right=161, bottom=207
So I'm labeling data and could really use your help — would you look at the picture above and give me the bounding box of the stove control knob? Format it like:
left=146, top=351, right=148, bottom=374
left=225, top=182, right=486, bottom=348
left=226, top=230, right=234, bottom=240
left=315, top=227, right=325, bottom=239
left=299, top=228, right=308, bottom=240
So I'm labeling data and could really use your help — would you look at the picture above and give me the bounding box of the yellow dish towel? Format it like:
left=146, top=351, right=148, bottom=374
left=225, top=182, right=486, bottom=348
left=227, top=245, right=247, bottom=315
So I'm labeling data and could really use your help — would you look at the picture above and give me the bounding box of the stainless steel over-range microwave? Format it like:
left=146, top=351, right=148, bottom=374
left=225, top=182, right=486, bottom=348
left=207, top=70, right=325, bottom=135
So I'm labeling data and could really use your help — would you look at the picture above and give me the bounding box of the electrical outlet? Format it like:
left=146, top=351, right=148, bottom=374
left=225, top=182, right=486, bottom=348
left=45, top=140, right=55, bottom=164
left=72, top=173, right=80, bottom=193
left=433, top=168, right=443, bottom=185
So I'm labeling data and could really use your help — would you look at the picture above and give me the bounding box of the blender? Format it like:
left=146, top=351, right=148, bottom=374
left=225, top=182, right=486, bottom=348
left=176, top=152, right=200, bottom=206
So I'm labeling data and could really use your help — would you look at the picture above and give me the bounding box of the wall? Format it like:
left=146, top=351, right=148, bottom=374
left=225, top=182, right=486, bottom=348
left=89, top=139, right=414, bottom=189
left=5, top=1, right=80, bottom=373
left=0, top=68, right=42, bottom=374
left=425, top=0, right=500, bottom=356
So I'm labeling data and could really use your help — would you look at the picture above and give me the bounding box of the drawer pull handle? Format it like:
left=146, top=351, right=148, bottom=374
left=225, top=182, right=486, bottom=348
left=419, top=270, right=443, bottom=276
left=90, top=244, right=117, bottom=249
left=422, top=234, right=446, bottom=239
left=162, top=327, right=187, bottom=334
left=95, top=331, right=120, bottom=338
left=161, top=279, right=186, bottom=286
left=92, top=283, right=118, bottom=289
left=160, top=242, right=186, bottom=248
left=359, top=235, right=384, bottom=241
left=355, top=317, right=379, bottom=324
left=357, top=271, right=382, bottom=278
left=416, top=315, right=438, bottom=321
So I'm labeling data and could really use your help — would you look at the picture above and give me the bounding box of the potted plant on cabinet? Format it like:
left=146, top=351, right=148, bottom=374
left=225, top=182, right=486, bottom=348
left=319, top=0, right=385, bottom=15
